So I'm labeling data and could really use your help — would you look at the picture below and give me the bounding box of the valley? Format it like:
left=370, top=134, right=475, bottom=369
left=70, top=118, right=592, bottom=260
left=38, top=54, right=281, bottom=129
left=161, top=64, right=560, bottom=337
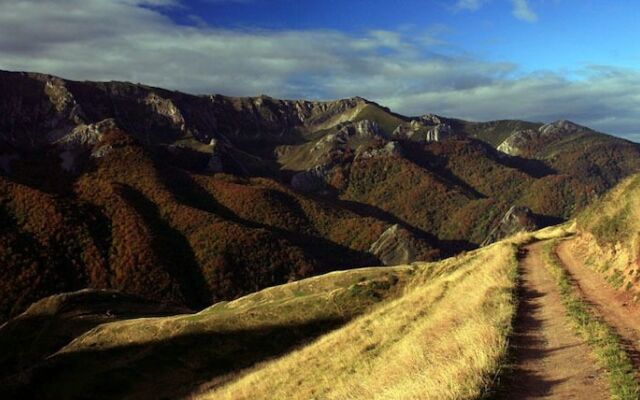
left=4, top=1, right=640, bottom=398
left=1, top=70, right=640, bottom=399
left=2, top=71, right=640, bottom=324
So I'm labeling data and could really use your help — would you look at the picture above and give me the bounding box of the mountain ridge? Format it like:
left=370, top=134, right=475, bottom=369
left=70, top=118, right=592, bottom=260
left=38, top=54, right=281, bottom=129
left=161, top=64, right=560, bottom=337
left=2, top=69, right=640, bottom=323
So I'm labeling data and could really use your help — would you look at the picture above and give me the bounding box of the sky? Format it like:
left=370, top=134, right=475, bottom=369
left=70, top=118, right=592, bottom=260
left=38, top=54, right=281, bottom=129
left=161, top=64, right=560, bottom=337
left=2, top=0, right=640, bottom=139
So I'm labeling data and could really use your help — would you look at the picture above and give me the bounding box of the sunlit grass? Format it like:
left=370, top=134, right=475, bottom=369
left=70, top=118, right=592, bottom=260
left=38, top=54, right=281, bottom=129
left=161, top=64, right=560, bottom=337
left=542, top=241, right=639, bottom=400
left=196, top=241, right=520, bottom=400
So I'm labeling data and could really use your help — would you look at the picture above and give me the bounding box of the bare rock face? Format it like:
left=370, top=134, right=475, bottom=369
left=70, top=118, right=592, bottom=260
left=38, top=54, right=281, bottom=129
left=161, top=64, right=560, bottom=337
left=393, top=114, right=458, bottom=142
left=482, top=206, right=540, bottom=246
left=356, top=141, right=403, bottom=160
left=315, top=119, right=385, bottom=150
left=497, top=120, right=589, bottom=156
left=55, top=119, right=119, bottom=170
left=368, top=224, right=432, bottom=265
left=539, top=119, right=585, bottom=136
left=292, top=120, right=386, bottom=192
left=202, top=94, right=370, bottom=146
left=496, top=129, right=537, bottom=156
left=43, top=77, right=86, bottom=129
left=59, top=118, right=118, bottom=149
left=143, top=92, right=186, bottom=132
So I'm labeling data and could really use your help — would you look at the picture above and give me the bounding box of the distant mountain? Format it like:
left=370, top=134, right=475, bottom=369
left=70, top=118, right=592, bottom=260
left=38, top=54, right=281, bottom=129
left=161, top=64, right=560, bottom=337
left=1, top=69, right=640, bottom=321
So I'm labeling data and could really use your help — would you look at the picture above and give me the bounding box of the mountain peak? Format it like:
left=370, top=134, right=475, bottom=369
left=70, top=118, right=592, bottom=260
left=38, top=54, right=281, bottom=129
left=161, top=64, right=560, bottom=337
left=540, top=119, right=589, bottom=135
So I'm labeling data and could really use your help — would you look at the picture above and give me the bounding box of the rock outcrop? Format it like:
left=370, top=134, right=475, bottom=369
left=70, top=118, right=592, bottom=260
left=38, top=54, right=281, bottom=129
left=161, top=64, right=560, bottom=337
left=369, top=224, right=435, bottom=265
left=356, top=141, right=403, bottom=160
left=482, top=206, right=540, bottom=246
left=55, top=119, right=120, bottom=170
left=205, top=138, right=225, bottom=173
left=497, top=120, right=589, bottom=156
left=393, top=114, right=459, bottom=142
left=292, top=119, right=386, bottom=192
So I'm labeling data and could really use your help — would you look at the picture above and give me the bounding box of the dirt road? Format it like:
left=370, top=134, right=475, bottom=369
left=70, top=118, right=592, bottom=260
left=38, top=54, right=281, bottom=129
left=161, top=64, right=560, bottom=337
left=556, top=239, right=640, bottom=374
left=499, top=241, right=608, bottom=399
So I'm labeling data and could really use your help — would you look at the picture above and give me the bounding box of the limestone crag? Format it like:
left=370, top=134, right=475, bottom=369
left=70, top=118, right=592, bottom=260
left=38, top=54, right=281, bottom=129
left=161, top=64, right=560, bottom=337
left=369, top=224, right=435, bottom=265
left=393, top=114, right=458, bottom=142
left=144, top=93, right=186, bottom=132
left=482, top=205, right=540, bottom=246
left=56, top=119, right=120, bottom=171
left=292, top=120, right=386, bottom=192
left=498, top=120, right=590, bottom=156
left=206, top=138, right=225, bottom=173
left=356, top=141, right=403, bottom=160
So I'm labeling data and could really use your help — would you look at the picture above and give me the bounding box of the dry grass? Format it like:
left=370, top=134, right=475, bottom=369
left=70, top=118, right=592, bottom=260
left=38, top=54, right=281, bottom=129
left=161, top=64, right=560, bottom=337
left=575, top=174, right=640, bottom=296
left=542, top=241, right=639, bottom=399
left=14, top=265, right=416, bottom=399
left=195, top=241, right=520, bottom=400
left=19, top=224, right=572, bottom=399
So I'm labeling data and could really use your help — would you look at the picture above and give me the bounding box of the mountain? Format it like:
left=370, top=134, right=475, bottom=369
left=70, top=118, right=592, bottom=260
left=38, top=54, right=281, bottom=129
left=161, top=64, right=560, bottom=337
left=2, top=69, right=640, bottom=322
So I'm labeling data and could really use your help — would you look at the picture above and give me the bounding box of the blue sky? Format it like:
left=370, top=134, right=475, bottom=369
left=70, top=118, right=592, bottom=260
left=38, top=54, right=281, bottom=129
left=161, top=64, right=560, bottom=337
left=2, top=0, right=640, bottom=139
left=167, top=0, right=640, bottom=72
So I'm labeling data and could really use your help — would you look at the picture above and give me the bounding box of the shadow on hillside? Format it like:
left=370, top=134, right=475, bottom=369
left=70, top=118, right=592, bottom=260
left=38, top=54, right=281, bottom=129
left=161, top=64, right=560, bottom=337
left=400, top=141, right=487, bottom=199
left=154, top=164, right=379, bottom=269
left=0, top=208, right=91, bottom=323
left=3, top=318, right=346, bottom=400
left=328, top=198, right=478, bottom=257
left=534, top=213, right=565, bottom=228
left=0, top=300, right=191, bottom=380
left=0, top=146, right=78, bottom=195
left=481, top=140, right=556, bottom=179
left=118, top=184, right=212, bottom=309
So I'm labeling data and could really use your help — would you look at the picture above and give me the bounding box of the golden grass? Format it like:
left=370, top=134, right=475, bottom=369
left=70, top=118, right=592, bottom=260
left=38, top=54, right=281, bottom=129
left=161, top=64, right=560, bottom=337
left=195, top=241, right=520, bottom=400
left=575, top=174, right=640, bottom=295
left=58, top=266, right=415, bottom=354
left=542, top=241, right=639, bottom=399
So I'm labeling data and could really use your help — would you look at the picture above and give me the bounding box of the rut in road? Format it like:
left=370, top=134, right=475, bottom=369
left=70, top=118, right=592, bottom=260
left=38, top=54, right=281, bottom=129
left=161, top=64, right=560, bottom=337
left=497, top=241, right=608, bottom=399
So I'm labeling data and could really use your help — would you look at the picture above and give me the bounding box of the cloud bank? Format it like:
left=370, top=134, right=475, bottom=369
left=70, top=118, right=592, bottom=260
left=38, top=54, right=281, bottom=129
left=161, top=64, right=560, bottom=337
left=1, top=0, right=639, bottom=139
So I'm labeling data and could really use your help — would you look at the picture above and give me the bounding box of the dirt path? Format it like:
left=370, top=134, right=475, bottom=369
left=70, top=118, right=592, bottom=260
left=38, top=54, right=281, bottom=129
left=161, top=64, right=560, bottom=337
left=556, top=238, right=640, bottom=373
left=499, top=241, right=608, bottom=399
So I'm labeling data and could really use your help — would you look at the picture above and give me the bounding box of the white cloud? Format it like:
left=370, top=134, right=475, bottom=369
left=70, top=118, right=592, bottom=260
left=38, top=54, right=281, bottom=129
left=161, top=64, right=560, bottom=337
left=511, top=0, right=538, bottom=22
left=0, top=0, right=639, bottom=139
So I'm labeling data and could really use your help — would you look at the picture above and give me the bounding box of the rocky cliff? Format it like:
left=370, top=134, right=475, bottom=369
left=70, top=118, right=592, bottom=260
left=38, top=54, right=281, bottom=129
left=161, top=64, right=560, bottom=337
left=482, top=206, right=541, bottom=246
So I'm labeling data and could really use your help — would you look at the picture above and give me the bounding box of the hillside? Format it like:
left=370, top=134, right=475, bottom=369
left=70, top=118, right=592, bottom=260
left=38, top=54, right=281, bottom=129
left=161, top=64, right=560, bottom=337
left=2, top=69, right=640, bottom=321
left=571, top=173, right=640, bottom=296
left=0, top=232, right=529, bottom=399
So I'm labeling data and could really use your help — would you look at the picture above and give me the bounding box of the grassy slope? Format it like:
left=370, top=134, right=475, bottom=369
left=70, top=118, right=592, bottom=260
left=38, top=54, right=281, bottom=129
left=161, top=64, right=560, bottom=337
left=574, top=173, right=640, bottom=295
left=542, top=241, right=639, bottom=399
left=1, top=225, right=573, bottom=400
left=6, top=266, right=415, bottom=399
left=352, top=103, right=407, bottom=135
left=0, top=289, right=191, bottom=379
left=200, top=241, right=521, bottom=399
left=460, top=119, right=542, bottom=147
